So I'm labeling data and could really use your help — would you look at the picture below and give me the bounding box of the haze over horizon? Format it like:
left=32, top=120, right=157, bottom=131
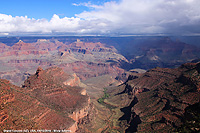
left=0, top=0, right=200, bottom=36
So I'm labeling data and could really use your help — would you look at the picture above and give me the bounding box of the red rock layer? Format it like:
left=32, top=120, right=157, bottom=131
left=110, top=62, right=200, bottom=132
left=0, top=39, right=126, bottom=86
left=23, top=67, right=90, bottom=112
left=0, top=79, right=76, bottom=132
left=0, top=67, right=91, bottom=132
left=60, top=61, right=125, bottom=80
left=66, top=40, right=116, bottom=52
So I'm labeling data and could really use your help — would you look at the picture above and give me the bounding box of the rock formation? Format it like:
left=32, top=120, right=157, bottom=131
left=104, top=62, right=200, bottom=132
left=127, top=37, right=200, bottom=69
left=0, top=67, right=92, bottom=132
left=0, top=38, right=127, bottom=86
left=1, top=36, right=200, bottom=132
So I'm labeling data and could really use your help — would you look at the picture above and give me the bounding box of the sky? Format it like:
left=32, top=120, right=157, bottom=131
left=0, top=0, right=200, bottom=36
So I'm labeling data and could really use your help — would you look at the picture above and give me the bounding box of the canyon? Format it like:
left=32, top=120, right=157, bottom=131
left=0, top=38, right=127, bottom=86
left=0, top=36, right=200, bottom=132
left=102, top=62, right=200, bottom=132
left=1, top=36, right=200, bottom=86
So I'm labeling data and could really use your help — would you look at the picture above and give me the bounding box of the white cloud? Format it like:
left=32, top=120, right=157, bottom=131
left=76, top=0, right=200, bottom=35
left=0, top=14, right=83, bottom=35
left=72, top=2, right=103, bottom=9
left=0, top=0, right=200, bottom=35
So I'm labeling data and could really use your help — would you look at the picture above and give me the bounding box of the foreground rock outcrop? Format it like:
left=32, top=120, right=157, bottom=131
left=104, top=62, right=200, bottom=132
left=0, top=67, right=91, bottom=132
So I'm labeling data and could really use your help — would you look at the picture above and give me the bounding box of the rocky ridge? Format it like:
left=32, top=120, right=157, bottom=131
left=0, top=67, right=92, bottom=132
left=103, top=62, right=200, bottom=132
left=0, top=39, right=127, bottom=86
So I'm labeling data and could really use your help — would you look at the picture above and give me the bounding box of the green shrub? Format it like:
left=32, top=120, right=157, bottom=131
left=97, top=88, right=109, bottom=103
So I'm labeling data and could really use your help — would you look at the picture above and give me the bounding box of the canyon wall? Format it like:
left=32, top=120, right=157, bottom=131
left=0, top=39, right=127, bottom=86
left=104, top=62, right=200, bottom=132
left=0, top=67, right=92, bottom=132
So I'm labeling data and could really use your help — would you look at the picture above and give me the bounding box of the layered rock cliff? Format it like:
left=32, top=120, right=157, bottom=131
left=0, top=79, right=78, bottom=132
left=0, top=67, right=92, bottom=132
left=0, top=39, right=127, bottom=86
left=104, top=62, right=200, bottom=132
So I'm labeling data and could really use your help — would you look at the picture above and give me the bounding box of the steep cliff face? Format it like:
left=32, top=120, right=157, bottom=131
left=128, top=63, right=199, bottom=132
left=104, top=62, right=200, bottom=132
left=68, top=98, right=91, bottom=122
left=0, top=67, right=92, bottom=132
left=4, top=40, right=48, bottom=56
left=23, top=67, right=90, bottom=113
left=0, top=79, right=77, bottom=132
left=60, top=61, right=125, bottom=80
left=63, top=73, right=81, bottom=86
left=0, top=39, right=128, bottom=86
left=66, top=40, right=117, bottom=52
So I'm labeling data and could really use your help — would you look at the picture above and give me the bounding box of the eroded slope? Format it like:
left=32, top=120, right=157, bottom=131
left=103, top=62, right=200, bottom=132
left=0, top=67, right=92, bottom=132
left=0, top=39, right=127, bottom=86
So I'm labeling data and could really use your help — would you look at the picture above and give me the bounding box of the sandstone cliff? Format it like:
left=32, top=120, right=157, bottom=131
left=0, top=39, right=127, bottom=86
left=0, top=79, right=77, bottom=132
left=0, top=67, right=92, bottom=132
